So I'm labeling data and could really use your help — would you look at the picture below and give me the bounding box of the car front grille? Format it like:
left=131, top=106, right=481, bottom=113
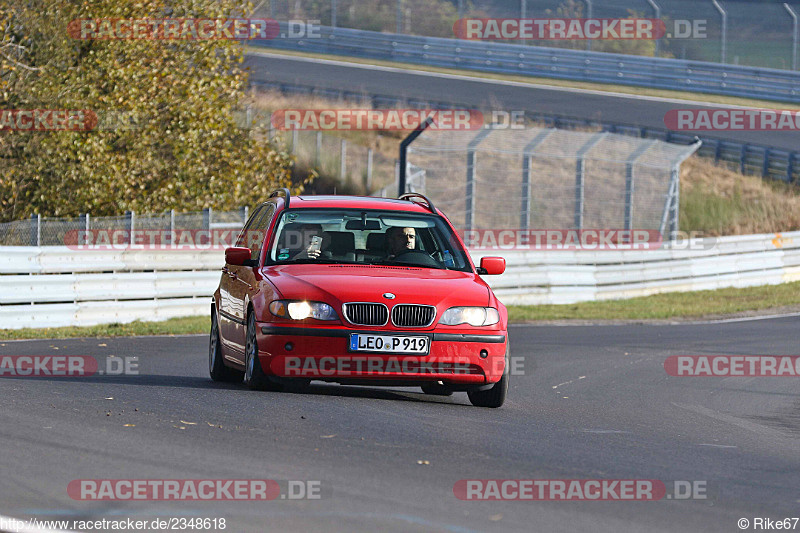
left=343, top=303, right=389, bottom=326
left=391, top=304, right=436, bottom=328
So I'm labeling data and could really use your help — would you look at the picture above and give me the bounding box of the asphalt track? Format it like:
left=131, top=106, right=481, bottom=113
left=1, top=317, right=798, bottom=532
left=244, top=51, right=800, bottom=152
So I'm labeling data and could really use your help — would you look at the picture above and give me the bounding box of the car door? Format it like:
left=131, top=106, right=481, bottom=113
left=219, top=205, right=265, bottom=359
left=224, top=203, right=275, bottom=360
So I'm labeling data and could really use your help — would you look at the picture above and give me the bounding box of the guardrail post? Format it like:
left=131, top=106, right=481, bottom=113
left=762, top=149, right=770, bottom=178
left=740, top=144, right=747, bottom=174
left=788, top=154, right=796, bottom=182
left=465, top=128, right=493, bottom=231
left=574, top=132, right=606, bottom=230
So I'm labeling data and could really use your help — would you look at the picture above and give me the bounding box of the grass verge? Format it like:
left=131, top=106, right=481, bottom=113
left=0, top=316, right=210, bottom=341
left=3, top=282, right=800, bottom=339
left=508, top=281, right=800, bottom=322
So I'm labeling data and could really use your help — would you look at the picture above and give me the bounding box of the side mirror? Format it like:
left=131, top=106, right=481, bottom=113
left=479, top=257, right=505, bottom=275
left=225, top=247, right=252, bottom=266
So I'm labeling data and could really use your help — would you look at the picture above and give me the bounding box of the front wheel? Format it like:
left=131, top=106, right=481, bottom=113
left=243, top=312, right=281, bottom=391
left=209, top=312, right=244, bottom=383
left=467, top=342, right=509, bottom=408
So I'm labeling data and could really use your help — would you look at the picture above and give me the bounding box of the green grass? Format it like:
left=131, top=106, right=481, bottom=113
left=0, top=316, right=210, bottom=341
left=508, top=281, right=800, bottom=322
left=3, top=282, right=800, bottom=340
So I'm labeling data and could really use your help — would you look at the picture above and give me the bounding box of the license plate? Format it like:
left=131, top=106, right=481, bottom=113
left=348, top=333, right=429, bottom=354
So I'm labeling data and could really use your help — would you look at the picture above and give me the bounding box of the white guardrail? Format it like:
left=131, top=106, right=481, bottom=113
left=1, top=230, right=799, bottom=329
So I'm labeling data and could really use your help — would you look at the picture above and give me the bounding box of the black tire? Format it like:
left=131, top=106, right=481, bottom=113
left=420, top=382, right=454, bottom=396
left=209, top=312, right=244, bottom=382
left=467, top=342, right=509, bottom=408
left=243, top=312, right=282, bottom=391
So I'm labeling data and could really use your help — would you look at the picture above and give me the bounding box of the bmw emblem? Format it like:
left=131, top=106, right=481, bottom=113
left=383, top=293, right=396, bottom=299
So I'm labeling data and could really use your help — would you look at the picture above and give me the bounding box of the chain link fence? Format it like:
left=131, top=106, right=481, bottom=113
left=405, top=126, right=700, bottom=237
left=0, top=208, right=248, bottom=247
left=256, top=0, right=800, bottom=70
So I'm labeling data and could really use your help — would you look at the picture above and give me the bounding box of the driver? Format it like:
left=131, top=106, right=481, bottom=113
left=386, top=226, right=416, bottom=258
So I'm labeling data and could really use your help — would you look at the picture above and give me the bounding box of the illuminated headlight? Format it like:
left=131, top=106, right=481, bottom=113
left=269, top=300, right=338, bottom=321
left=438, top=307, right=500, bottom=326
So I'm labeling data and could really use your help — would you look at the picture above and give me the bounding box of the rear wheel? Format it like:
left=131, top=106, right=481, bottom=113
left=243, top=312, right=282, bottom=391
left=467, top=342, right=509, bottom=408
left=209, top=312, right=244, bottom=383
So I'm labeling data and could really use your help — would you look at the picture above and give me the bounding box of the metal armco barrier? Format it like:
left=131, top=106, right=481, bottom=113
left=255, top=25, right=800, bottom=104
left=1, top=230, right=799, bottom=329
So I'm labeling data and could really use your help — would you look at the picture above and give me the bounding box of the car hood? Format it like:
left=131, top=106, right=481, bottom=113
left=264, top=264, right=490, bottom=309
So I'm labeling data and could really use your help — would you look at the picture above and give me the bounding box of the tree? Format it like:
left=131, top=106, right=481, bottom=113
left=0, top=0, right=300, bottom=222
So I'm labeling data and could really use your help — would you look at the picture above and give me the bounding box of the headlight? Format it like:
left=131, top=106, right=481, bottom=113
left=438, top=307, right=500, bottom=326
left=269, top=300, right=338, bottom=321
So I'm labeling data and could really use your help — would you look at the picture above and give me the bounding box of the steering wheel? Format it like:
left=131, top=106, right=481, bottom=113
left=391, top=250, right=442, bottom=268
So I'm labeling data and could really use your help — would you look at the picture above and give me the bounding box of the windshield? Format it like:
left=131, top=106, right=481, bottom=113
left=266, top=209, right=473, bottom=272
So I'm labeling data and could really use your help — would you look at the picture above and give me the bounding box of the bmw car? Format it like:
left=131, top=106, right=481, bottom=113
left=210, top=189, right=509, bottom=407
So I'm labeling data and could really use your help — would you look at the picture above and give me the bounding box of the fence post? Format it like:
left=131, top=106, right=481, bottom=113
left=574, top=132, right=606, bottom=230
left=521, top=130, right=553, bottom=230
left=125, top=210, right=134, bottom=245
left=366, top=148, right=374, bottom=191
left=29, top=213, right=40, bottom=247
left=340, top=139, right=347, bottom=179
left=203, top=207, right=212, bottom=231
left=669, top=164, right=680, bottom=239
left=762, top=149, right=770, bottom=178
left=396, top=0, right=403, bottom=34
left=711, top=0, right=727, bottom=64
left=625, top=140, right=657, bottom=232
left=465, top=128, right=493, bottom=231
left=788, top=153, right=796, bottom=182
left=291, top=129, right=298, bottom=154
left=786, top=3, right=799, bottom=70
left=331, top=0, right=337, bottom=27
left=315, top=131, right=322, bottom=167
left=646, top=0, right=662, bottom=57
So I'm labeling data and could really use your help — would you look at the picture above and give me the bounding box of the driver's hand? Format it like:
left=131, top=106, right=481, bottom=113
left=305, top=245, right=321, bottom=259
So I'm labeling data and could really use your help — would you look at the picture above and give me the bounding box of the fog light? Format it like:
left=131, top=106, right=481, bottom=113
left=285, top=342, right=294, bottom=351
left=479, top=349, right=488, bottom=359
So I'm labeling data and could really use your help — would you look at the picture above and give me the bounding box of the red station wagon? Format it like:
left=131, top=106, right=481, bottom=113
left=210, top=190, right=509, bottom=407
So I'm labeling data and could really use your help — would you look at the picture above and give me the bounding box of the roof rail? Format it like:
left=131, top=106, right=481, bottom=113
left=268, top=188, right=291, bottom=209
left=399, top=193, right=437, bottom=215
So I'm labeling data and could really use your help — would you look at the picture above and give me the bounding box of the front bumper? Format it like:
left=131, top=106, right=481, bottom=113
left=256, top=324, right=507, bottom=385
